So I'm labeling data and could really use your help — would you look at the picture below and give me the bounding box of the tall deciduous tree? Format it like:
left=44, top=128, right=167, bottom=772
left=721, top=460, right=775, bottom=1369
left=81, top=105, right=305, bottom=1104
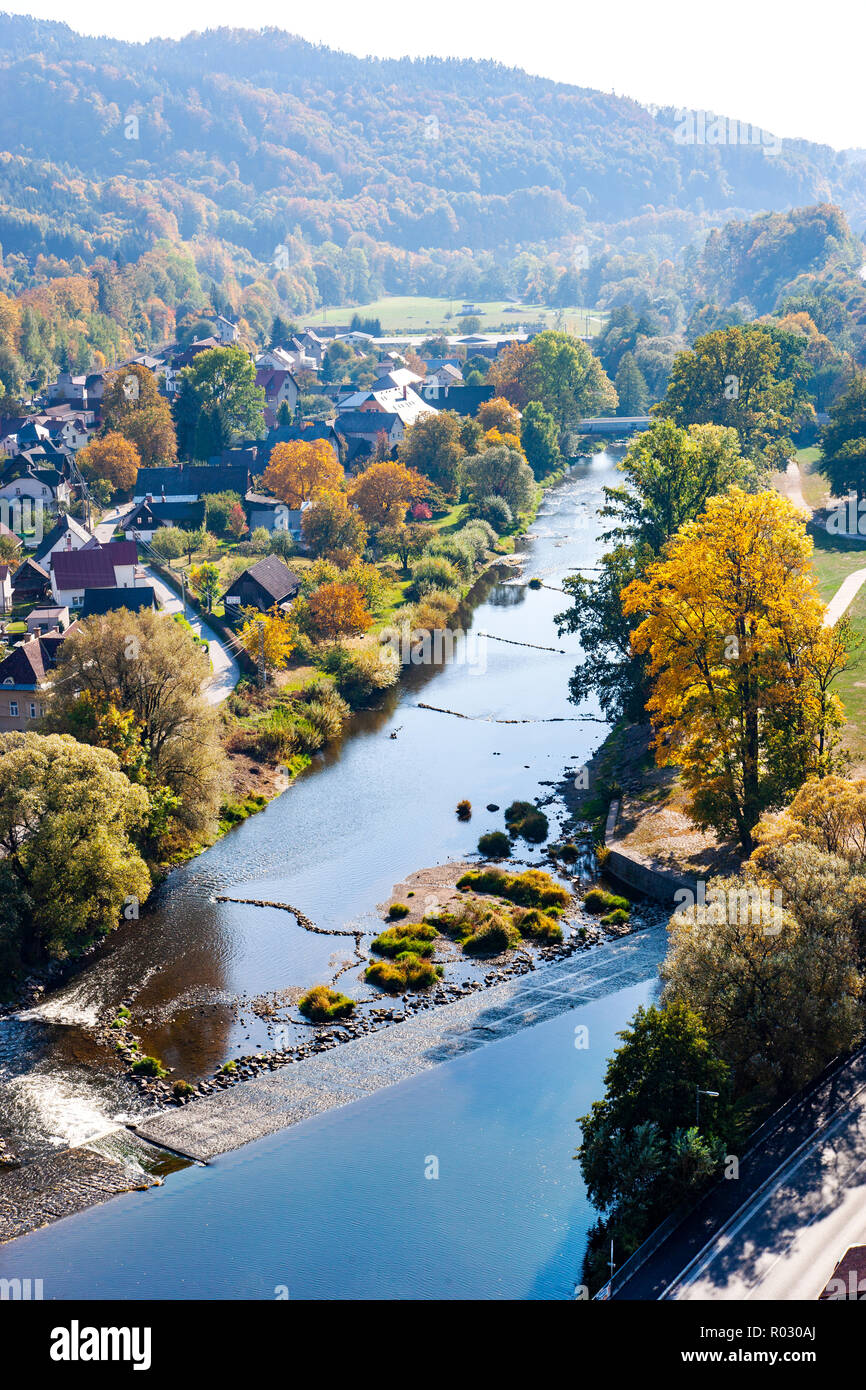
left=396, top=411, right=464, bottom=495
left=348, top=460, right=428, bottom=526
left=102, top=364, right=178, bottom=466
left=300, top=490, right=367, bottom=557
left=462, top=444, right=536, bottom=516
left=0, top=731, right=151, bottom=961
left=77, top=431, right=141, bottom=494
left=622, top=489, right=850, bottom=850
left=49, top=610, right=227, bottom=839
left=820, top=368, right=866, bottom=498
left=263, top=439, right=343, bottom=508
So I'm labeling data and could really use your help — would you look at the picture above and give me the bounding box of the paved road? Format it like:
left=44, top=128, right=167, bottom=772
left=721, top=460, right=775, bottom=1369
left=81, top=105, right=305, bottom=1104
left=144, top=567, right=240, bottom=704
left=611, top=1047, right=866, bottom=1300
left=93, top=501, right=134, bottom=543
left=671, top=1092, right=866, bottom=1300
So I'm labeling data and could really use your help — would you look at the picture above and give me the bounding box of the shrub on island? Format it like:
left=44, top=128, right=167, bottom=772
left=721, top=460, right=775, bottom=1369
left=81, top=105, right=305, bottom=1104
left=583, top=888, right=630, bottom=915
left=458, top=867, right=570, bottom=912
left=477, top=830, right=511, bottom=858
left=298, top=985, right=356, bottom=1022
left=387, top=902, right=410, bottom=920
left=514, top=907, right=564, bottom=943
left=365, top=952, right=442, bottom=993
left=505, top=800, right=549, bottom=843
left=372, top=922, right=437, bottom=958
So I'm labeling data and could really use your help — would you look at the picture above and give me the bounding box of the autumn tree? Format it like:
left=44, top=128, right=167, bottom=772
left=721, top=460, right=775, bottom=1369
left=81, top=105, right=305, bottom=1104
left=300, top=490, right=367, bottom=558
left=305, top=581, right=372, bottom=642
left=477, top=397, right=522, bottom=436
left=396, top=411, right=464, bottom=495
left=48, top=609, right=228, bottom=841
left=239, top=605, right=295, bottom=674
left=263, top=439, right=343, bottom=508
left=0, top=731, right=151, bottom=962
left=488, top=341, right=541, bottom=409
left=189, top=561, right=222, bottom=613
left=101, top=364, right=178, bottom=466
left=77, top=431, right=141, bottom=494
left=227, top=501, right=248, bottom=538
left=531, top=330, right=618, bottom=435
left=622, top=489, right=850, bottom=850
left=348, top=460, right=428, bottom=527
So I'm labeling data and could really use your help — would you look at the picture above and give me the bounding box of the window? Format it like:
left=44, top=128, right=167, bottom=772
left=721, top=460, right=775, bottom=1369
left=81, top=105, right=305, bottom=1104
left=9, top=701, right=18, bottom=717
left=29, top=703, right=36, bottom=719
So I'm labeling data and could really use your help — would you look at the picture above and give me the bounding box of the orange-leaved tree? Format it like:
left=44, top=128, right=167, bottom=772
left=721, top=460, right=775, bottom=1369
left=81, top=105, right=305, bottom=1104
left=306, top=581, right=372, bottom=642
left=239, top=605, right=295, bottom=674
left=263, top=439, right=343, bottom=508
left=348, top=460, right=427, bottom=527
left=77, top=431, right=141, bottom=493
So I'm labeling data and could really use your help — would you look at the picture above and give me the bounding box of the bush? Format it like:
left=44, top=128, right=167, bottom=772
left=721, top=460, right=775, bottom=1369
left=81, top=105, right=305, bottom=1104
left=298, top=985, right=356, bottom=1022
left=462, top=918, right=522, bottom=956
left=427, top=534, right=476, bottom=580
left=365, top=952, right=441, bottom=993
left=458, top=867, right=570, bottom=911
left=474, top=495, right=513, bottom=532
left=131, top=1055, right=167, bottom=1078
left=477, top=830, right=511, bottom=858
left=559, top=843, right=579, bottom=863
left=319, top=643, right=399, bottom=707
left=505, top=800, right=549, bottom=843
left=173, top=1079, right=195, bottom=1099
left=409, top=554, right=461, bottom=598
left=600, top=908, right=630, bottom=926
left=372, top=922, right=438, bottom=958
left=269, top=530, right=295, bottom=559
left=387, top=902, right=410, bottom=919
left=460, top=518, right=498, bottom=553
left=584, top=888, right=630, bottom=914
left=251, top=526, right=271, bottom=552
left=411, top=590, right=460, bottom=631
left=456, top=799, right=472, bottom=820
left=515, top=908, right=564, bottom=943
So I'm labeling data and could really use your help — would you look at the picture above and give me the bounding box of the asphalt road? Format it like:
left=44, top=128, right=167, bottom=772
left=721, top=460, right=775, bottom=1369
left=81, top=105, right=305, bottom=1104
left=612, top=1046, right=866, bottom=1300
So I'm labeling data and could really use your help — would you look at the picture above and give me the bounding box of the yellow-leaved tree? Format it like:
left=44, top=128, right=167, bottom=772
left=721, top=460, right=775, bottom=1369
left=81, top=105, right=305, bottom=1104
left=622, top=488, right=851, bottom=851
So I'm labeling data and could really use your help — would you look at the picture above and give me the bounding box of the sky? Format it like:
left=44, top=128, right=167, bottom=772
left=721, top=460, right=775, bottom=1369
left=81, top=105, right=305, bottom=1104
left=8, top=0, right=863, bottom=151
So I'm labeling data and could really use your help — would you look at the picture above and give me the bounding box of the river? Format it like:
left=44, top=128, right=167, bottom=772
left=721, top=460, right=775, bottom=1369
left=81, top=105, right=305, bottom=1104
left=0, top=448, right=667, bottom=1295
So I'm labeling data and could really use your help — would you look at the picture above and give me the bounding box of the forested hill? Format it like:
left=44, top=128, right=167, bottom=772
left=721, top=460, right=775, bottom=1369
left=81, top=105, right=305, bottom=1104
left=0, top=12, right=865, bottom=279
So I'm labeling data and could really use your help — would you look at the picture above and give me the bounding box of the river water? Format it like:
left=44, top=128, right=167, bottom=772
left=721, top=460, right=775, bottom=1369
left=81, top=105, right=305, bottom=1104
left=0, top=449, right=667, bottom=1295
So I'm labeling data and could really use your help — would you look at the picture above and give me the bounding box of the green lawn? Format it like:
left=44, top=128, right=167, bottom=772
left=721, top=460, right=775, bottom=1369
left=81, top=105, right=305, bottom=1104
left=312, top=295, right=605, bottom=338
left=811, top=526, right=866, bottom=767
left=794, top=445, right=830, bottom=510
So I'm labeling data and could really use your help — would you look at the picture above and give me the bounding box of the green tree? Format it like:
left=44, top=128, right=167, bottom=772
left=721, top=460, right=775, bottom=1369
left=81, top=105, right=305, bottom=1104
left=397, top=411, right=465, bottom=496
left=463, top=444, right=536, bottom=516
left=48, top=610, right=227, bottom=839
left=820, top=369, right=866, bottom=498
left=658, top=325, right=801, bottom=464
left=614, top=351, right=649, bottom=416
left=520, top=401, right=560, bottom=479
left=531, top=330, right=618, bottom=436
left=0, top=732, right=151, bottom=963
left=174, top=345, right=265, bottom=458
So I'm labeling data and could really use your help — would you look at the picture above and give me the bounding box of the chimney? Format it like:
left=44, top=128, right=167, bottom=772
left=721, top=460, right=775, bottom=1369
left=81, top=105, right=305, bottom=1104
left=65, top=533, right=72, bottom=549
left=146, top=493, right=153, bottom=504
left=403, top=385, right=407, bottom=399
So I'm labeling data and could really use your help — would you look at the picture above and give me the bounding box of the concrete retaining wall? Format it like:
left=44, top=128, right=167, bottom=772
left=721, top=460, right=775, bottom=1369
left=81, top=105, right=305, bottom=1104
left=603, top=800, right=698, bottom=905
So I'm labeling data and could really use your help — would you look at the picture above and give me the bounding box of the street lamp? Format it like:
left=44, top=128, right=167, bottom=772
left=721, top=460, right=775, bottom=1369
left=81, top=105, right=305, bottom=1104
left=696, top=1087, right=719, bottom=1127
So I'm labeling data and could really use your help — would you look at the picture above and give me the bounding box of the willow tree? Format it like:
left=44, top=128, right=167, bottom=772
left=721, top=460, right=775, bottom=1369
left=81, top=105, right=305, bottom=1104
left=622, top=488, right=851, bottom=851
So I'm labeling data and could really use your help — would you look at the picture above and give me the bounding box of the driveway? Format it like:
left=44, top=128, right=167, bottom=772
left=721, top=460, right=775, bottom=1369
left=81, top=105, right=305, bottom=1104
left=144, top=566, right=240, bottom=705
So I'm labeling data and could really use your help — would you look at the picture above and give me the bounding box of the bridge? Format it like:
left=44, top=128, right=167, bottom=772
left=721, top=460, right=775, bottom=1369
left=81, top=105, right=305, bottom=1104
left=578, top=416, right=651, bottom=436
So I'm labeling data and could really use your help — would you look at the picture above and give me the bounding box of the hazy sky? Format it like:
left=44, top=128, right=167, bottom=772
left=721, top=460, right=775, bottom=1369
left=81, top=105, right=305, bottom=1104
left=11, top=0, right=862, bottom=151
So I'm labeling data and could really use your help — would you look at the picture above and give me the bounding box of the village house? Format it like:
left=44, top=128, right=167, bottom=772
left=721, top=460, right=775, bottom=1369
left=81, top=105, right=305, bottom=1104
left=0, top=629, right=68, bottom=731
left=50, top=540, right=141, bottom=609
left=33, top=513, right=94, bottom=569
left=222, top=555, right=301, bottom=617
left=26, top=604, right=69, bottom=633
left=79, top=586, right=157, bottom=618
left=124, top=498, right=206, bottom=542
left=133, top=463, right=251, bottom=504
left=12, top=556, right=51, bottom=604
left=255, top=366, right=300, bottom=427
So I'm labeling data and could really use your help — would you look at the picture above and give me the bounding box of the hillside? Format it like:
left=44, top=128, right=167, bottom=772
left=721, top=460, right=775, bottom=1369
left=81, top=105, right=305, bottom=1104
left=1, top=15, right=865, bottom=286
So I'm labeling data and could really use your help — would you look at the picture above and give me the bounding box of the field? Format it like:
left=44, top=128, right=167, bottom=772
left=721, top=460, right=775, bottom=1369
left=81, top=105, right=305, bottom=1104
left=311, top=296, right=605, bottom=338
